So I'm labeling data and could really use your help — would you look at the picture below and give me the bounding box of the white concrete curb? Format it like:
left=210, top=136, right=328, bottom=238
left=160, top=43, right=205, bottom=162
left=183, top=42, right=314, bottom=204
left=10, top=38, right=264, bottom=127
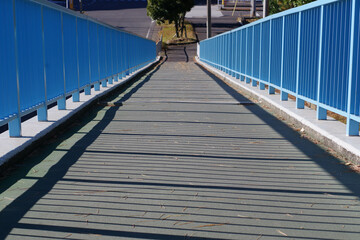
left=0, top=58, right=160, bottom=167
left=196, top=57, right=360, bottom=164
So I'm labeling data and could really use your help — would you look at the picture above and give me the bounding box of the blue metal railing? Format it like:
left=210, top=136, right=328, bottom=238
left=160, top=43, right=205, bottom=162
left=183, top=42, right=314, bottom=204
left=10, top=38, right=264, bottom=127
left=199, top=0, right=360, bottom=136
left=0, top=0, right=156, bottom=137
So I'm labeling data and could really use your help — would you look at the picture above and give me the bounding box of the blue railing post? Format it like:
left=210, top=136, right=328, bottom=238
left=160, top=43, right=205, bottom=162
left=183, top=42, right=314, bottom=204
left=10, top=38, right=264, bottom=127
left=58, top=12, right=66, bottom=110
left=295, top=12, right=304, bottom=109
left=9, top=0, right=22, bottom=137
left=239, top=30, right=243, bottom=81
left=94, top=82, right=100, bottom=91
left=9, top=118, right=21, bottom=137
left=38, top=5, right=48, bottom=121
left=231, top=32, right=236, bottom=77
left=85, top=20, right=91, bottom=96
left=252, top=26, right=257, bottom=87
left=268, top=19, right=275, bottom=94
left=96, top=24, right=101, bottom=90
left=73, top=17, right=80, bottom=102
left=280, top=16, right=288, bottom=101
left=259, top=22, right=265, bottom=90
left=316, top=5, right=326, bottom=120
left=102, top=79, right=107, bottom=87
left=235, top=31, right=240, bottom=79
left=245, top=28, right=250, bottom=83
left=346, top=0, right=359, bottom=136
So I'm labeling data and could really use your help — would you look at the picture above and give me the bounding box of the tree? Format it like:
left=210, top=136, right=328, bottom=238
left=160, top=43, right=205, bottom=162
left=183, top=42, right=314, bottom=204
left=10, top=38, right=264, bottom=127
left=269, top=0, right=315, bottom=14
left=147, top=0, right=194, bottom=38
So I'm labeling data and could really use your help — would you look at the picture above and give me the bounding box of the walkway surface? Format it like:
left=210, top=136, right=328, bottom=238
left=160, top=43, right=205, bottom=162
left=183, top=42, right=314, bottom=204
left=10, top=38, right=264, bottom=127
left=1, top=60, right=360, bottom=239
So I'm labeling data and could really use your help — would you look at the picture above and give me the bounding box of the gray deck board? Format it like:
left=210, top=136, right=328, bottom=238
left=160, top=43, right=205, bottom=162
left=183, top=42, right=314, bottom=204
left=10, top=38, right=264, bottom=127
left=1, top=62, right=360, bottom=239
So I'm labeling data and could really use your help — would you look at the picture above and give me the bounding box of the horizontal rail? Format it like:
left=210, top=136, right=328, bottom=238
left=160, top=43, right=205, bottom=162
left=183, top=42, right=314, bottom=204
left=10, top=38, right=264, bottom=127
left=199, top=0, right=360, bottom=136
left=0, top=0, right=157, bottom=137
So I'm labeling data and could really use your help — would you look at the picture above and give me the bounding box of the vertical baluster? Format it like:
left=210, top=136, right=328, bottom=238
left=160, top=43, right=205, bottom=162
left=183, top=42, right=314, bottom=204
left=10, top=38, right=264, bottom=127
left=245, top=28, right=249, bottom=83
left=38, top=5, right=48, bottom=121
left=259, top=22, right=265, bottom=90
left=296, top=12, right=304, bottom=108
left=346, top=0, right=359, bottom=135
left=73, top=17, right=80, bottom=102
left=252, top=26, right=256, bottom=87
left=280, top=16, right=288, bottom=100
left=95, top=25, right=100, bottom=91
left=9, top=0, right=22, bottom=137
left=58, top=12, right=66, bottom=110
left=268, top=19, right=275, bottom=94
left=317, top=6, right=326, bottom=119
left=85, top=20, right=91, bottom=95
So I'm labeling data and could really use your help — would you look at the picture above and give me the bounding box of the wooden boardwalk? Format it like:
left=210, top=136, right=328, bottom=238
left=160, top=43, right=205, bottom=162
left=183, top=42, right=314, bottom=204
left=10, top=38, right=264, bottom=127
left=1, top=61, right=360, bottom=239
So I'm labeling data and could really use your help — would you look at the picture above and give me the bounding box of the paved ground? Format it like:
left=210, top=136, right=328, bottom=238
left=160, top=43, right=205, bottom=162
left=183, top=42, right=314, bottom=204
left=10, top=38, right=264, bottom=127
left=84, top=2, right=159, bottom=41
left=1, top=60, right=360, bottom=239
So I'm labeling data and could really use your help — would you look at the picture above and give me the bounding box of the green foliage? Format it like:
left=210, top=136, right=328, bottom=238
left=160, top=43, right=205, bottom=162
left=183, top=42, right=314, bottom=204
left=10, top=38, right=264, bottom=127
left=269, top=0, right=316, bottom=14
left=147, top=0, right=194, bottom=38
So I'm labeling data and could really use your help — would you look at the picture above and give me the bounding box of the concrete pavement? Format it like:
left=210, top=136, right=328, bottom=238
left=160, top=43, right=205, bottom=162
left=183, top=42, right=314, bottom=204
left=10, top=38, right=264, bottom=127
left=84, top=3, right=159, bottom=41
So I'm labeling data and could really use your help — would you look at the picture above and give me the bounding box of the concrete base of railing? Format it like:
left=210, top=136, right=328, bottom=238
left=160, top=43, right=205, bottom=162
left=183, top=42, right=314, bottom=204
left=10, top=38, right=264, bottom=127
left=195, top=57, right=360, bottom=165
left=0, top=57, right=160, bottom=168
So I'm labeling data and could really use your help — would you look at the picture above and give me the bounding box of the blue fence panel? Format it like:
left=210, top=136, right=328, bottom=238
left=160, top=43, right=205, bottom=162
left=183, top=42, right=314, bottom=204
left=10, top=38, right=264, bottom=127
left=43, top=6, right=64, bottom=101
left=77, top=18, right=90, bottom=88
left=320, top=0, right=352, bottom=112
left=240, top=30, right=246, bottom=76
left=269, top=17, right=283, bottom=87
left=199, top=0, right=360, bottom=135
left=106, top=28, right=113, bottom=76
left=283, top=13, right=299, bottom=93
left=16, top=0, right=45, bottom=112
left=298, top=7, right=321, bottom=101
left=253, top=25, right=261, bottom=79
left=98, top=25, right=107, bottom=80
left=113, top=31, right=119, bottom=75
left=246, top=28, right=253, bottom=79
left=0, top=0, right=156, bottom=136
left=260, top=21, right=270, bottom=82
left=62, top=13, right=78, bottom=93
left=0, top=1, right=18, bottom=121
left=89, top=21, right=100, bottom=84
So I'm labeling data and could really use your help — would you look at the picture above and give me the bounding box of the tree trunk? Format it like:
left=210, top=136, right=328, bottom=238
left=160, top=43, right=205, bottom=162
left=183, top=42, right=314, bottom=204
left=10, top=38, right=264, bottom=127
left=180, top=14, right=185, bottom=38
left=175, top=20, right=180, bottom=38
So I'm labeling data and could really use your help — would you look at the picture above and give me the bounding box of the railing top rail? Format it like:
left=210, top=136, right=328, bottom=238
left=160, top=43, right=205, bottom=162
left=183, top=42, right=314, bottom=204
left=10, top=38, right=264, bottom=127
left=29, top=0, right=155, bottom=43
left=202, top=0, right=341, bottom=42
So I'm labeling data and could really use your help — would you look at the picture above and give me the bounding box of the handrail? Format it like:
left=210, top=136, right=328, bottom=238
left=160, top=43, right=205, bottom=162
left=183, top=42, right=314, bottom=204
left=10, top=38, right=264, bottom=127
left=199, top=0, right=360, bottom=136
left=0, top=0, right=157, bottom=137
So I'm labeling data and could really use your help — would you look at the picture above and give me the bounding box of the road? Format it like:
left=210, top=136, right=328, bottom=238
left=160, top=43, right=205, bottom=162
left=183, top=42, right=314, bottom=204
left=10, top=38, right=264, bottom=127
left=84, top=1, right=159, bottom=41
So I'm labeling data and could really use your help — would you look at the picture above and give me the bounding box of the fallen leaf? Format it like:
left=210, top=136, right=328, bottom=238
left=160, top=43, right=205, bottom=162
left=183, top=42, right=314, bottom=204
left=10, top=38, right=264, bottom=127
left=161, top=214, right=183, bottom=220
left=194, top=223, right=227, bottom=228
left=177, top=221, right=193, bottom=226
left=276, top=230, right=287, bottom=236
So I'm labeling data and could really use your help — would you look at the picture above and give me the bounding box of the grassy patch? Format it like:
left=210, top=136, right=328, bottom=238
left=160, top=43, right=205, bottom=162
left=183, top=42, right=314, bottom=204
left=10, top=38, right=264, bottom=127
left=159, top=21, right=197, bottom=45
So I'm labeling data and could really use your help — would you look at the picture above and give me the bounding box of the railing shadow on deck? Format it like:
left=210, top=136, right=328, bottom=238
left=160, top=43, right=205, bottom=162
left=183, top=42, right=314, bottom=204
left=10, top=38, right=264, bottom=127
left=0, top=61, right=167, bottom=239
left=195, top=62, right=360, bottom=198
left=0, top=60, right=360, bottom=239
